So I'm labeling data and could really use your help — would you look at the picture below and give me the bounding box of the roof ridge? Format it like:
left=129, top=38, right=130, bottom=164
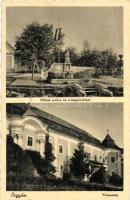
left=6, top=41, right=14, bottom=49
left=30, top=105, right=101, bottom=144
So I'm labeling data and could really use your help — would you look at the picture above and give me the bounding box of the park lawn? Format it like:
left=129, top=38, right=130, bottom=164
left=7, top=72, right=123, bottom=87
left=92, top=76, right=123, bottom=87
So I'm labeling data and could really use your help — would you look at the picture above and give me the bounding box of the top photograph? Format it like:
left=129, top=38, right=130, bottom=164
left=6, top=6, right=123, bottom=97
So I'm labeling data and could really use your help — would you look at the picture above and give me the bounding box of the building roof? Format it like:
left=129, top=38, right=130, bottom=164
left=6, top=41, right=14, bottom=54
left=6, top=104, right=122, bottom=151
left=7, top=104, right=102, bottom=147
left=102, top=134, right=122, bottom=151
left=28, top=105, right=103, bottom=148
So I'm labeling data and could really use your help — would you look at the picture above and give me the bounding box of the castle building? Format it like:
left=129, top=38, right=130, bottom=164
left=7, top=104, right=123, bottom=178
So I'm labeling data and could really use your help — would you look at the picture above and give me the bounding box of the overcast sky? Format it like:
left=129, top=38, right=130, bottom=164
left=33, top=103, right=123, bottom=148
left=6, top=6, right=123, bottom=54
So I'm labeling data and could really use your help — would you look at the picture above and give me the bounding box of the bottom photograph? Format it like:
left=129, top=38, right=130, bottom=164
left=6, top=103, right=123, bottom=191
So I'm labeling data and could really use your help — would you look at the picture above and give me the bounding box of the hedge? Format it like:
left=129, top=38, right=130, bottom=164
left=7, top=174, right=123, bottom=191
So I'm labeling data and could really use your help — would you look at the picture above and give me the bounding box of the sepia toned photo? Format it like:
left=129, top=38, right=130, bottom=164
left=6, top=103, right=123, bottom=191
left=2, top=0, right=130, bottom=199
left=6, top=6, right=123, bottom=97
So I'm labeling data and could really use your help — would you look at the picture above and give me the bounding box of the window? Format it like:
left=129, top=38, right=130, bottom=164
left=111, top=157, right=115, bottom=163
left=100, top=156, right=102, bottom=162
left=27, top=136, right=33, bottom=146
left=94, top=155, right=97, bottom=161
left=15, top=134, right=19, bottom=140
left=50, top=142, right=54, bottom=150
left=87, top=153, right=90, bottom=159
left=116, top=153, right=118, bottom=161
left=59, top=145, right=63, bottom=153
left=60, top=165, right=63, bottom=171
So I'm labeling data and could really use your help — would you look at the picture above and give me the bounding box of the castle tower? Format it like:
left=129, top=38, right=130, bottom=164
left=102, top=132, right=123, bottom=177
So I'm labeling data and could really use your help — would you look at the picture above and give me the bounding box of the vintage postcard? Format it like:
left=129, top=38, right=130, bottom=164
left=6, top=5, right=123, bottom=98
left=1, top=0, right=130, bottom=200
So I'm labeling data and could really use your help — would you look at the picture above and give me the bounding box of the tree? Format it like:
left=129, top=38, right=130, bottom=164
left=82, top=40, right=91, bottom=53
left=44, top=133, right=56, bottom=178
left=6, top=135, right=33, bottom=176
left=70, top=140, right=90, bottom=180
left=15, top=23, right=56, bottom=80
left=80, top=41, right=92, bottom=66
left=100, top=49, right=117, bottom=75
left=90, top=166, right=109, bottom=184
left=109, top=172, right=123, bottom=186
left=26, top=150, right=45, bottom=176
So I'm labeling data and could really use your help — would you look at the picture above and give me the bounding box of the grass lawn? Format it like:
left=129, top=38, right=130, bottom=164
left=7, top=73, right=123, bottom=87
left=92, top=76, right=123, bottom=87
left=7, top=178, right=123, bottom=191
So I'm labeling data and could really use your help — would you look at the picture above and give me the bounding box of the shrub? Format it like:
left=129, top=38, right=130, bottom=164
left=6, top=135, right=34, bottom=190
left=93, top=71, right=100, bottom=78
left=109, top=172, right=123, bottom=186
left=6, top=174, right=123, bottom=191
left=90, top=166, right=109, bottom=184
left=25, top=150, right=45, bottom=176
left=18, top=152, right=34, bottom=177
left=73, top=69, right=95, bottom=79
left=63, top=173, right=72, bottom=181
left=7, top=135, right=34, bottom=176
left=47, top=72, right=65, bottom=80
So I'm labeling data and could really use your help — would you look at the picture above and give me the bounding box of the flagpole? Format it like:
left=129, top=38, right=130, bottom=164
left=54, top=17, right=62, bottom=63
left=58, top=16, right=60, bottom=29
left=58, top=16, right=60, bottom=63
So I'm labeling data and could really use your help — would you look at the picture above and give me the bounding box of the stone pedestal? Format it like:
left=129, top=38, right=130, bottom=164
left=63, top=62, right=71, bottom=72
left=62, top=62, right=74, bottom=79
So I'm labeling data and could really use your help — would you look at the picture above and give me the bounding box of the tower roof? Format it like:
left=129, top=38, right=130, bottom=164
left=102, top=134, right=122, bottom=151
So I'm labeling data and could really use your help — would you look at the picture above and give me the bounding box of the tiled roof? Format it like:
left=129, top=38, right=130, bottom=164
left=7, top=104, right=102, bottom=147
left=102, top=134, right=122, bottom=151
left=6, top=104, right=122, bottom=152
left=30, top=106, right=102, bottom=147
left=6, top=41, right=14, bottom=53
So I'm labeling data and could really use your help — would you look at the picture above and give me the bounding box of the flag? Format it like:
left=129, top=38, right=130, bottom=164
left=58, top=28, right=62, bottom=40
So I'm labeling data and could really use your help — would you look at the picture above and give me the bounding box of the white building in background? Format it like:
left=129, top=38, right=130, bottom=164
left=6, top=41, right=15, bottom=72
left=7, top=104, right=123, bottom=178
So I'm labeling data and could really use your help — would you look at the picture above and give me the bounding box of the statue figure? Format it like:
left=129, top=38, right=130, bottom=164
left=63, top=50, right=72, bottom=74
left=41, top=60, right=46, bottom=80
left=65, top=51, right=70, bottom=63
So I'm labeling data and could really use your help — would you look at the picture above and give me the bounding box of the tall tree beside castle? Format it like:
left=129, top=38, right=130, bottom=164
left=14, top=23, right=56, bottom=80
left=44, top=133, right=56, bottom=178
left=70, top=140, right=90, bottom=180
